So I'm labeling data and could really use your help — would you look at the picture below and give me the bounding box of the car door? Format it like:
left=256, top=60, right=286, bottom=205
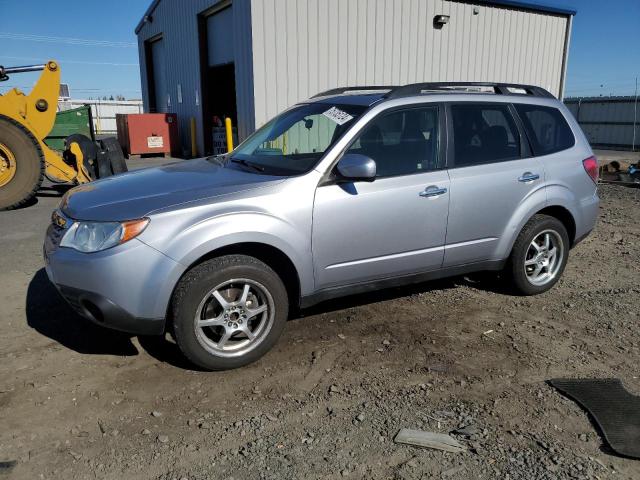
left=312, top=104, right=450, bottom=290
left=443, top=102, right=545, bottom=266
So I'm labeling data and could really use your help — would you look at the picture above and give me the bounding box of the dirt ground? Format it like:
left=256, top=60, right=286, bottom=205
left=1, top=168, right=639, bottom=479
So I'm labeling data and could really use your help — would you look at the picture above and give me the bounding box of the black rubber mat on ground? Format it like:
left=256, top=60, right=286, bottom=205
left=549, top=378, right=640, bottom=459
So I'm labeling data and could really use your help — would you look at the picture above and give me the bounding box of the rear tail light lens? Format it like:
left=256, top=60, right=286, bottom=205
left=582, top=156, right=599, bottom=184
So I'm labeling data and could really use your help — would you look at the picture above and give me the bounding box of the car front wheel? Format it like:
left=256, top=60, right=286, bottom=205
left=172, top=255, right=288, bottom=370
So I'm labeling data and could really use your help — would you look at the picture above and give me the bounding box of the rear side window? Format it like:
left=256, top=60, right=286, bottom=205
left=514, top=104, right=575, bottom=156
left=450, top=103, right=521, bottom=167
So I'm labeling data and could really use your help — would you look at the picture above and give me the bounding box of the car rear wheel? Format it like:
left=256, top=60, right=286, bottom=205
left=172, top=255, right=288, bottom=370
left=506, top=214, right=569, bottom=295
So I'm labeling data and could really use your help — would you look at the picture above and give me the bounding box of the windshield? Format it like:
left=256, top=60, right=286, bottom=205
left=229, top=103, right=367, bottom=175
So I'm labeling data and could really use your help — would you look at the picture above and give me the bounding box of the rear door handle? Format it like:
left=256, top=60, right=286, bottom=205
left=419, top=185, right=448, bottom=198
left=518, top=172, right=540, bottom=183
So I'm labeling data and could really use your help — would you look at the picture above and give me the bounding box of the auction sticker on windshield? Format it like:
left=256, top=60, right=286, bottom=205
left=323, top=107, right=354, bottom=125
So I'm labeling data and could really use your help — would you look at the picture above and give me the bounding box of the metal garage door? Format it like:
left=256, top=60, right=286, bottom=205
left=206, top=6, right=234, bottom=66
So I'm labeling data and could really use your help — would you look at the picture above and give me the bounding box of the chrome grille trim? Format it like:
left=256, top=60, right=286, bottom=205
left=47, top=210, right=74, bottom=250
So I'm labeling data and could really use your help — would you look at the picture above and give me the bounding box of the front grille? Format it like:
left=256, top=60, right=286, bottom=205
left=49, top=223, right=65, bottom=248
left=44, top=222, right=66, bottom=253
left=45, top=210, right=72, bottom=252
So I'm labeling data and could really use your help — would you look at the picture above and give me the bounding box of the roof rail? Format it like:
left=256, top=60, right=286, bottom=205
left=384, top=82, right=555, bottom=99
left=312, top=86, right=395, bottom=98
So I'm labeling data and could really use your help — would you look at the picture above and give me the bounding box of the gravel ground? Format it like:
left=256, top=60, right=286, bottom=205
left=0, top=172, right=639, bottom=479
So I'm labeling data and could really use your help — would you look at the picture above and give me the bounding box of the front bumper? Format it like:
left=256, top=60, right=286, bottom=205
left=54, top=284, right=165, bottom=335
left=44, top=224, right=184, bottom=335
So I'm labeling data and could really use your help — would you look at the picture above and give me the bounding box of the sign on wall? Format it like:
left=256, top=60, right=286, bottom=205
left=212, top=126, right=238, bottom=155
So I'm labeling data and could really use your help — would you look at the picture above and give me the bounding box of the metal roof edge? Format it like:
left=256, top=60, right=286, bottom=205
left=135, top=0, right=576, bottom=36
left=564, top=96, right=638, bottom=103
left=134, top=0, right=577, bottom=36
left=135, top=0, right=162, bottom=35
left=464, top=0, right=577, bottom=16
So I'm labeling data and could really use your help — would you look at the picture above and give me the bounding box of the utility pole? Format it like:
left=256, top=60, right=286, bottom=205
left=633, top=76, right=638, bottom=152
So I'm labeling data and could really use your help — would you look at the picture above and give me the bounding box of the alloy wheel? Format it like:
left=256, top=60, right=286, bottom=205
left=524, top=229, right=564, bottom=287
left=193, top=278, right=275, bottom=358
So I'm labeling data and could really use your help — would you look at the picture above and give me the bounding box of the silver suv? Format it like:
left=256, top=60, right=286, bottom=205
left=44, top=82, right=599, bottom=370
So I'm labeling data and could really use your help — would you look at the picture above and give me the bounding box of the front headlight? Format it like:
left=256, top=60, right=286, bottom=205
left=60, top=218, right=149, bottom=253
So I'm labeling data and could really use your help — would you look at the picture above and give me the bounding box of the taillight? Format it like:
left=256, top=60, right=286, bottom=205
left=582, top=156, right=599, bottom=184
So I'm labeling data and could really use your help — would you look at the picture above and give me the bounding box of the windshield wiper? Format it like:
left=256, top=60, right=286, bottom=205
left=230, top=158, right=265, bottom=172
left=206, top=153, right=227, bottom=165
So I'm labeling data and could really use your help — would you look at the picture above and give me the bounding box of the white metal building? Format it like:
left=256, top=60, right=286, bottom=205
left=136, top=0, right=575, bottom=156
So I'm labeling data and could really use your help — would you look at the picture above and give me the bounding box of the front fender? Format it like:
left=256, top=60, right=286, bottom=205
left=141, top=210, right=314, bottom=296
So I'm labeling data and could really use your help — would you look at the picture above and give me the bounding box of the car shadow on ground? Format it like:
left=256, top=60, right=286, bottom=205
left=136, top=335, right=206, bottom=371
left=26, top=268, right=204, bottom=370
left=294, top=272, right=510, bottom=319
left=26, top=268, right=138, bottom=356
left=26, top=267, right=509, bottom=368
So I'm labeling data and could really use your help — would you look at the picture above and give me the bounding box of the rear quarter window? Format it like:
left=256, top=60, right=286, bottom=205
left=515, top=104, right=575, bottom=156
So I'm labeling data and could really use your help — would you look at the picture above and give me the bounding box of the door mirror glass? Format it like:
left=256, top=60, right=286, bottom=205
left=336, top=153, right=376, bottom=182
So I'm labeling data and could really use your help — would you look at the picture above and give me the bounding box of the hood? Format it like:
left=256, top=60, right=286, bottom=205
left=61, top=159, right=286, bottom=221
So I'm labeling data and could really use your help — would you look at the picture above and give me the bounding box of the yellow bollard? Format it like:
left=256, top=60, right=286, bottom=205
left=225, top=117, right=234, bottom=153
left=190, top=117, right=197, bottom=158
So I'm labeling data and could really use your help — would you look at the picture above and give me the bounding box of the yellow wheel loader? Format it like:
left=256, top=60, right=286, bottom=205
left=0, top=60, right=126, bottom=210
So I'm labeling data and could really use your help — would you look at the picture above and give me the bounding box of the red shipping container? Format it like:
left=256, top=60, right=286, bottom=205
left=116, top=113, right=179, bottom=156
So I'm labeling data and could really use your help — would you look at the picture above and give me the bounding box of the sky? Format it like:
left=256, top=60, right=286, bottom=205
left=0, top=0, right=639, bottom=99
left=0, top=0, right=148, bottom=99
left=554, top=0, right=640, bottom=98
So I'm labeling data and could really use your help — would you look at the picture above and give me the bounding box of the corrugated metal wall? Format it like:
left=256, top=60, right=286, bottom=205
left=137, top=0, right=254, bottom=155
left=250, top=0, right=569, bottom=128
left=565, top=98, right=640, bottom=150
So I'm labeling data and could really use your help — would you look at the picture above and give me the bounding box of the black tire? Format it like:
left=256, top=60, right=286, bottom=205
left=172, top=255, right=289, bottom=370
left=505, top=214, right=570, bottom=295
left=0, top=116, right=44, bottom=210
left=99, top=137, right=128, bottom=174
left=96, top=150, right=114, bottom=179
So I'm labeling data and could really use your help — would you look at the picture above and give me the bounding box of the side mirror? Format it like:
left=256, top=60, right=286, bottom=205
left=336, top=153, right=376, bottom=182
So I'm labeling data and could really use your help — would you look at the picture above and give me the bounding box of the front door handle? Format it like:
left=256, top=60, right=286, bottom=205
left=419, top=185, right=448, bottom=198
left=518, top=172, right=540, bottom=183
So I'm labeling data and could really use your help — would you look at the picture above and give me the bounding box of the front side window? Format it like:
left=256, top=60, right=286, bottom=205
left=515, top=104, right=575, bottom=155
left=451, top=103, right=521, bottom=167
left=229, top=103, right=367, bottom=175
left=347, top=106, right=439, bottom=177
